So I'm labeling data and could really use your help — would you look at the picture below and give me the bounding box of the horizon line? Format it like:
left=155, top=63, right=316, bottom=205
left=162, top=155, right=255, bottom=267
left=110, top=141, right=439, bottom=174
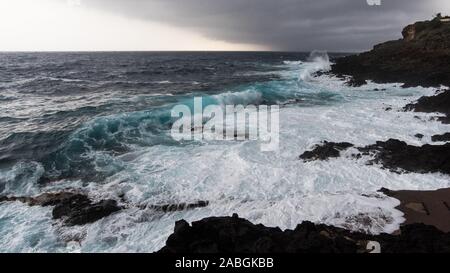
left=0, top=49, right=362, bottom=54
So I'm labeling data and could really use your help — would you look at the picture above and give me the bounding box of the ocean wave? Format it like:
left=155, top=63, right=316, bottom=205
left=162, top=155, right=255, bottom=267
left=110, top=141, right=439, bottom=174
left=0, top=130, right=71, bottom=164
left=152, top=80, right=172, bottom=84
left=299, top=50, right=331, bottom=82
left=0, top=116, right=24, bottom=123
left=0, top=161, right=44, bottom=195
left=283, top=60, right=303, bottom=65
left=211, top=89, right=264, bottom=106
left=9, top=76, right=88, bottom=87
left=0, top=96, right=17, bottom=102
left=36, top=106, right=189, bottom=182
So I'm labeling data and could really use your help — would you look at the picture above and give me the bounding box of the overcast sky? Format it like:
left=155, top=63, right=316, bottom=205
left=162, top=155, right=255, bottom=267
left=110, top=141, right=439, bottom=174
left=1, top=0, right=449, bottom=51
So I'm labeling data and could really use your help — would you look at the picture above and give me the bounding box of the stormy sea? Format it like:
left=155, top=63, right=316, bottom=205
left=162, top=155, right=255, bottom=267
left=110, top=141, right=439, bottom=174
left=0, top=52, right=449, bottom=252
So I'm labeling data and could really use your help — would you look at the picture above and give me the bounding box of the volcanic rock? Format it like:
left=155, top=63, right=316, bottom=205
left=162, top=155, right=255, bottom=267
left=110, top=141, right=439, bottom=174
left=358, top=139, right=450, bottom=174
left=331, top=16, right=450, bottom=87
left=404, top=89, right=450, bottom=123
left=0, top=192, right=121, bottom=226
left=299, top=141, right=353, bottom=161
left=432, top=132, right=450, bottom=142
left=158, top=214, right=450, bottom=253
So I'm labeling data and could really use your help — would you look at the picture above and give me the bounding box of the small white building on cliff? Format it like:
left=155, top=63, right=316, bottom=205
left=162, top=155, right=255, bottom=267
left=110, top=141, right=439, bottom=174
left=436, top=13, right=450, bottom=22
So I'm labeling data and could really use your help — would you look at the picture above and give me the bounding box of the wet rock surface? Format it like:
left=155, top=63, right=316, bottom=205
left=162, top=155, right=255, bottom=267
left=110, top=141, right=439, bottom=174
left=432, top=132, right=450, bottom=142
left=331, top=17, right=450, bottom=88
left=357, top=139, right=450, bottom=175
left=404, top=89, right=450, bottom=124
left=51, top=194, right=121, bottom=226
left=0, top=192, right=122, bottom=226
left=0, top=192, right=211, bottom=226
left=300, top=139, right=450, bottom=175
left=159, top=214, right=450, bottom=253
left=147, top=201, right=209, bottom=213
left=299, top=141, right=353, bottom=161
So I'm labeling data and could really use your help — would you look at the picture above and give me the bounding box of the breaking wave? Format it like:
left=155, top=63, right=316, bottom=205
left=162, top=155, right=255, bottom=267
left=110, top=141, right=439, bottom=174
left=299, top=50, right=331, bottom=82
left=1, top=52, right=450, bottom=253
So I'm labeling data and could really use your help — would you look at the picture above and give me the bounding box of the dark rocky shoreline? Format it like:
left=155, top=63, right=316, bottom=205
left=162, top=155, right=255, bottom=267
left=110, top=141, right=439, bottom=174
left=405, top=89, right=450, bottom=124
left=159, top=214, right=450, bottom=253
left=331, top=16, right=450, bottom=88
left=432, top=132, right=450, bottom=142
left=158, top=16, right=450, bottom=254
left=0, top=192, right=122, bottom=226
left=299, top=139, right=450, bottom=175
left=299, top=141, right=353, bottom=161
left=357, top=139, right=450, bottom=175
left=0, top=192, right=210, bottom=226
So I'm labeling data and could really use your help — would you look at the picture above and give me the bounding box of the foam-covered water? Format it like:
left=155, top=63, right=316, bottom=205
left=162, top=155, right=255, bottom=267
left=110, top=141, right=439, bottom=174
left=1, top=52, right=449, bottom=253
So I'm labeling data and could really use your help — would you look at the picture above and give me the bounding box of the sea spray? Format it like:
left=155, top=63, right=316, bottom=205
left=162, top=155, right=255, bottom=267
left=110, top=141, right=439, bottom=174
left=299, top=50, right=331, bottom=82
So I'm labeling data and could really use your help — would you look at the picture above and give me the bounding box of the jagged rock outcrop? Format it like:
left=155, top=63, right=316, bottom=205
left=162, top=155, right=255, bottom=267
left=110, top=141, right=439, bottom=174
left=0, top=192, right=121, bottom=226
left=404, top=89, right=450, bottom=124
left=0, top=192, right=211, bottom=226
left=51, top=194, right=121, bottom=226
left=300, top=139, right=450, bottom=175
left=357, top=139, right=450, bottom=175
left=158, top=214, right=450, bottom=253
left=331, top=16, right=450, bottom=87
left=299, top=141, right=353, bottom=161
left=402, top=24, right=416, bottom=42
left=147, top=201, right=209, bottom=212
left=432, top=132, right=450, bottom=142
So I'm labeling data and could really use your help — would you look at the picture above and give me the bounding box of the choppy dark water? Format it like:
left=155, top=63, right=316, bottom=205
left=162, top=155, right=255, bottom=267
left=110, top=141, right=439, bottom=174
left=4, top=52, right=442, bottom=253
left=1, top=52, right=337, bottom=182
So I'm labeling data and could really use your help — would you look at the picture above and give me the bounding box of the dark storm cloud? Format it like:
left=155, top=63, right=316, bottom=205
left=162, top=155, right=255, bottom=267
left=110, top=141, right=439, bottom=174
left=85, top=0, right=445, bottom=51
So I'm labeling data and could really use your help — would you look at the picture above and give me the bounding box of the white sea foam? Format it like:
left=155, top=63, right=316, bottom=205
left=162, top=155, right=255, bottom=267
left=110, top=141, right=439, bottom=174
left=0, top=202, right=62, bottom=253
left=212, top=89, right=263, bottom=106
left=0, top=161, right=44, bottom=196
left=299, top=51, right=331, bottom=82
left=283, top=60, right=303, bottom=65
left=153, top=80, right=172, bottom=84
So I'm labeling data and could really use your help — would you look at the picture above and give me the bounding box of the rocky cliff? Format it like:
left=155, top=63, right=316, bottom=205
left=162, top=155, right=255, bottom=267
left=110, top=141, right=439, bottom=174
left=331, top=16, right=450, bottom=87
